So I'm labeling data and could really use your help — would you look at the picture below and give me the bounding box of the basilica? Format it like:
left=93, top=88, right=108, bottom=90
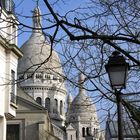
left=0, top=1, right=104, bottom=139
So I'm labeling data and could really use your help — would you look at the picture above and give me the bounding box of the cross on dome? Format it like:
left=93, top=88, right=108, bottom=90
left=32, top=6, right=42, bottom=29
left=78, top=73, right=86, bottom=95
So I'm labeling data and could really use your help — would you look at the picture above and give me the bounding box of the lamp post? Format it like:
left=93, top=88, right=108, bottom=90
left=105, top=51, right=130, bottom=140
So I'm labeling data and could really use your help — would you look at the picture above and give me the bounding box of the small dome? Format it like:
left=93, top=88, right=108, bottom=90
left=68, top=92, right=96, bottom=121
left=18, top=7, right=62, bottom=74
left=68, top=73, right=97, bottom=121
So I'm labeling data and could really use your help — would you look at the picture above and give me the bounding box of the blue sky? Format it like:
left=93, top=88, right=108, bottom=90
left=12, top=0, right=140, bottom=130
left=14, top=0, right=84, bottom=47
left=13, top=0, right=114, bottom=129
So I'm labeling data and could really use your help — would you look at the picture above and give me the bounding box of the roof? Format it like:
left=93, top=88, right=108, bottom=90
left=68, top=92, right=97, bottom=120
left=106, top=120, right=140, bottom=138
left=66, top=123, right=76, bottom=131
left=68, top=73, right=97, bottom=122
left=18, top=7, right=62, bottom=74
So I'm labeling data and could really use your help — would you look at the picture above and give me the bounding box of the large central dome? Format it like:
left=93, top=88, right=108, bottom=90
left=18, top=7, right=62, bottom=74
left=17, top=7, right=67, bottom=129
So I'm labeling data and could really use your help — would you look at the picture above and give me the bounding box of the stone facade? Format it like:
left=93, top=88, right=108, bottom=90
left=7, top=88, right=59, bottom=140
left=0, top=1, right=22, bottom=140
left=17, top=7, right=67, bottom=139
left=18, top=7, right=67, bottom=130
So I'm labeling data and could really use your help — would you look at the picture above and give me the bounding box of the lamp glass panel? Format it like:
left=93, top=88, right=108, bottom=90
left=108, top=66, right=126, bottom=89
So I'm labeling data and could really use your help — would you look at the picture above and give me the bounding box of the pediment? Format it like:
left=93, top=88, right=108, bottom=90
left=66, top=123, right=75, bottom=130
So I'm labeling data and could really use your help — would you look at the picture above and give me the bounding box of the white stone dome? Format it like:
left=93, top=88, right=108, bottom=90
left=18, top=32, right=62, bottom=74
left=18, top=7, right=62, bottom=74
left=69, top=92, right=96, bottom=120
left=68, top=74, right=97, bottom=121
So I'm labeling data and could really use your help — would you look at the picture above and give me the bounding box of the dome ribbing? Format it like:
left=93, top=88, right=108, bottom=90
left=18, top=7, right=62, bottom=74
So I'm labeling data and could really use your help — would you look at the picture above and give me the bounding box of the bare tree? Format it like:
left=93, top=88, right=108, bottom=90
left=40, top=0, right=140, bottom=125
left=2, top=0, right=140, bottom=134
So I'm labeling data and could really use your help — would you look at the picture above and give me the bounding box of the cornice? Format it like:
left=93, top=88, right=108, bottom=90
left=0, top=35, right=23, bottom=58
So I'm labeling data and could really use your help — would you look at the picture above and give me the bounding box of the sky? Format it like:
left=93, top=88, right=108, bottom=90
left=10, top=0, right=140, bottom=131
left=14, top=0, right=83, bottom=47
left=13, top=0, right=114, bottom=129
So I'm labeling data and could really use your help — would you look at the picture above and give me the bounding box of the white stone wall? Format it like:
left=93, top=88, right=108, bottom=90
left=0, top=45, right=6, bottom=117
left=67, top=131, right=76, bottom=140
left=5, top=50, right=19, bottom=116
left=0, top=43, right=19, bottom=116
left=18, top=71, right=67, bottom=127
left=0, top=6, right=21, bottom=140
left=0, top=43, right=19, bottom=140
left=0, top=8, right=18, bottom=45
left=66, top=124, right=77, bottom=140
left=66, top=117, right=101, bottom=139
left=0, top=44, right=7, bottom=140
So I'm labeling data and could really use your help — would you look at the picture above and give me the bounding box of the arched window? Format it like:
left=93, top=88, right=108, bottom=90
left=53, top=99, right=58, bottom=113
left=53, top=75, right=57, bottom=80
left=86, top=127, right=90, bottom=136
left=71, top=135, right=72, bottom=140
left=95, top=128, right=98, bottom=136
left=60, top=100, right=63, bottom=115
left=94, top=128, right=97, bottom=135
left=27, top=74, right=32, bottom=79
left=82, top=127, right=85, bottom=137
left=36, top=74, right=42, bottom=79
left=36, top=97, right=42, bottom=105
left=45, top=98, right=50, bottom=112
left=47, top=75, right=50, bottom=80
left=45, top=74, right=50, bottom=80
left=19, top=75, right=24, bottom=80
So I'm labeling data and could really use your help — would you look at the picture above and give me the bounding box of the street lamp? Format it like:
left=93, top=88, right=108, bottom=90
left=105, top=51, right=130, bottom=140
left=105, top=51, right=129, bottom=90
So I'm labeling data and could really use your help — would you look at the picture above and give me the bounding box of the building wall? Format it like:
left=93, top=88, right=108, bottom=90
left=66, top=124, right=77, bottom=140
left=67, top=130, right=76, bottom=140
left=16, top=112, right=51, bottom=140
left=0, top=43, right=19, bottom=140
left=7, top=110, right=60, bottom=140
left=0, top=42, right=20, bottom=140
left=18, top=71, right=67, bottom=127
left=0, top=117, right=6, bottom=140
left=6, top=87, right=61, bottom=140
left=0, top=3, right=22, bottom=140
left=0, top=8, right=18, bottom=45
left=0, top=45, right=6, bottom=117
left=0, top=38, right=19, bottom=140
